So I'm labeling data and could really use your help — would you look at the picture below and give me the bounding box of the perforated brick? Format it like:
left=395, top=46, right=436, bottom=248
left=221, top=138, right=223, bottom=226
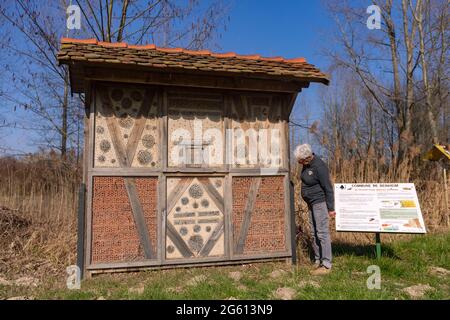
left=232, top=176, right=286, bottom=254
left=91, top=177, right=158, bottom=264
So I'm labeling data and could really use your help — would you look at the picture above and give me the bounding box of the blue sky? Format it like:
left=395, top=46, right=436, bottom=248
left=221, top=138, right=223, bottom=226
left=219, top=0, right=335, bottom=148
left=221, top=0, right=333, bottom=64
left=2, top=0, right=339, bottom=155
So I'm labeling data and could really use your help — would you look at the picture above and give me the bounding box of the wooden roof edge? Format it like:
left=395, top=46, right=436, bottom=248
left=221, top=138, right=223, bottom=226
left=58, top=55, right=330, bottom=87
left=65, top=62, right=314, bottom=95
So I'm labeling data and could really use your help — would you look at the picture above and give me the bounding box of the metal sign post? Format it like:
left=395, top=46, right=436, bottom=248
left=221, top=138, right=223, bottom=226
left=375, top=233, right=381, bottom=259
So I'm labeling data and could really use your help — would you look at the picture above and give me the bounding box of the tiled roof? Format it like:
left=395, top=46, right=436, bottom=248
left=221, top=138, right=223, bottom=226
left=57, top=38, right=329, bottom=85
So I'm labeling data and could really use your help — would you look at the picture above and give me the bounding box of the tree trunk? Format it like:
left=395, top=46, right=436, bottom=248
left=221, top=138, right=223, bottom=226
left=396, top=0, right=417, bottom=179
left=116, top=0, right=130, bottom=42
left=385, top=1, right=405, bottom=176
left=417, top=0, right=438, bottom=143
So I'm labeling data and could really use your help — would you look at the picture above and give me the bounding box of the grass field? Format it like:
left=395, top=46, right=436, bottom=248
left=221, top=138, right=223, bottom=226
left=1, top=232, right=448, bottom=300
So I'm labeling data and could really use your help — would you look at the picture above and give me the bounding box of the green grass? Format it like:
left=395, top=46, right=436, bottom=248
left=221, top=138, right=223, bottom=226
left=1, top=233, right=449, bottom=300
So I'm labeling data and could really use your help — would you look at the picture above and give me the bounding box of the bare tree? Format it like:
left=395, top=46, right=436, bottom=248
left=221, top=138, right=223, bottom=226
left=323, top=0, right=449, bottom=179
left=0, top=1, right=82, bottom=160
left=0, top=0, right=229, bottom=159
left=411, top=0, right=449, bottom=144
left=72, top=0, right=229, bottom=48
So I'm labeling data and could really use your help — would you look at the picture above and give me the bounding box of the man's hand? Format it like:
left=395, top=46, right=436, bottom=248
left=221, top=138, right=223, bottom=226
left=328, top=211, right=336, bottom=218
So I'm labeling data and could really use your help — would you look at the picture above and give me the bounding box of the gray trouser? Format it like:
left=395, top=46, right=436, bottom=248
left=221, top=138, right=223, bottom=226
left=308, top=201, right=332, bottom=269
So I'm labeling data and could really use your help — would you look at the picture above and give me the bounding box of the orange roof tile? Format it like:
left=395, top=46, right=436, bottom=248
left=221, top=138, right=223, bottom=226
left=58, top=38, right=329, bottom=84
left=97, top=41, right=127, bottom=48
left=211, top=52, right=237, bottom=58
left=239, top=54, right=261, bottom=60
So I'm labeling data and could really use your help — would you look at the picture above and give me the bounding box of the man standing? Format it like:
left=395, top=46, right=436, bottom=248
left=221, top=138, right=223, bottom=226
left=294, top=144, right=335, bottom=275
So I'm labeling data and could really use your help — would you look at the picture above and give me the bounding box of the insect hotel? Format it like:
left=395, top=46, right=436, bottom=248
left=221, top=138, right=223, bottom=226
left=57, top=38, right=328, bottom=276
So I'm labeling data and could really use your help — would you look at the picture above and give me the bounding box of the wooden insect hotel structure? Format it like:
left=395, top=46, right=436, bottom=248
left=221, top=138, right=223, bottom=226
left=57, top=38, right=329, bottom=276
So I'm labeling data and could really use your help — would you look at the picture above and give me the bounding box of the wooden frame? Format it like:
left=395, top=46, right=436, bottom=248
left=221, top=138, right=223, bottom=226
left=162, top=173, right=228, bottom=264
left=76, top=183, right=86, bottom=278
left=87, top=257, right=290, bottom=275
left=83, top=76, right=297, bottom=275
left=79, top=65, right=309, bottom=94
left=84, top=82, right=95, bottom=276
left=228, top=172, right=292, bottom=261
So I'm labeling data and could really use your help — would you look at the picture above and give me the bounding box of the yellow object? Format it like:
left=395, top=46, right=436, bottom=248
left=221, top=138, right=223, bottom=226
left=400, top=200, right=416, bottom=208
left=423, top=144, right=450, bottom=162
left=423, top=144, right=449, bottom=226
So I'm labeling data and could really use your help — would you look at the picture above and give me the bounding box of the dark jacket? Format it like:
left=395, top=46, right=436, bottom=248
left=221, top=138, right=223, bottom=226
left=300, top=155, right=335, bottom=211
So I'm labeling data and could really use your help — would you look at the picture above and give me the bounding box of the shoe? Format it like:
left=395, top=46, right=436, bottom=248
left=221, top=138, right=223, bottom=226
left=310, top=266, right=331, bottom=276
left=312, top=262, right=321, bottom=270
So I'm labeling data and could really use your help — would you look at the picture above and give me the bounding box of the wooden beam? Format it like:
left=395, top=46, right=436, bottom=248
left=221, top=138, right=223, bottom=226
left=99, top=87, right=129, bottom=167
left=166, top=177, right=193, bottom=214
left=84, top=67, right=308, bottom=93
left=164, top=167, right=227, bottom=173
left=76, top=183, right=86, bottom=278
left=281, top=95, right=292, bottom=171
left=83, top=79, right=92, bottom=113
left=231, top=94, right=246, bottom=119
left=285, top=92, right=299, bottom=118
left=124, top=178, right=155, bottom=259
left=125, top=90, right=155, bottom=163
left=197, top=177, right=225, bottom=213
left=229, top=169, right=288, bottom=175
left=88, top=168, right=161, bottom=176
left=199, top=220, right=224, bottom=257
left=157, top=173, right=165, bottom=263
left=81, top=81, right=92, bottom=277
left=224, top=174, right=232, bottom=259
left=234, top=177, right=262, bottom=254
left=161, top=90, right=168, bottom=171
left=87, top=255, right=290, bottom=271
left=88, top=167, right=288, bottom=176
left=85, top=84, right=96, bottom=271
left=228, top=251, right=290, bottom=261
left=166, top=222, right=193, bottom=258
left=289, top=178, right=297, bottom=265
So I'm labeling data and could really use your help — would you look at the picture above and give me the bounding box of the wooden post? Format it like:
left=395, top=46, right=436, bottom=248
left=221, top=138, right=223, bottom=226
left=77, top=183, right=86, bottom=279
left=289, top=180, right=297, bottom=265
left=444, top=167, right=449, bottom=226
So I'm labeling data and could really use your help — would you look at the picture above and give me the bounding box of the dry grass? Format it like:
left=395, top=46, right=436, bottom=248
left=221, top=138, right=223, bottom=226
left=0, top=155, right=79, bottom=282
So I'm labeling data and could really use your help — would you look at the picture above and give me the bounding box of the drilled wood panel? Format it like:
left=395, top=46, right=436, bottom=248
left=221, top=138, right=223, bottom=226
left=167, top=92, right=224, bottom=168
left=166, top=177, right=225, bottom=260
left=230, top=94, right=284, bottom=169
left=94, top=86, right=160, bottom=168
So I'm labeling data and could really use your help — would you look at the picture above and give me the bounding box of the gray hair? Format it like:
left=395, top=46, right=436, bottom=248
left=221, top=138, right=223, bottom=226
left=294, top=144, right=313, bottom=160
